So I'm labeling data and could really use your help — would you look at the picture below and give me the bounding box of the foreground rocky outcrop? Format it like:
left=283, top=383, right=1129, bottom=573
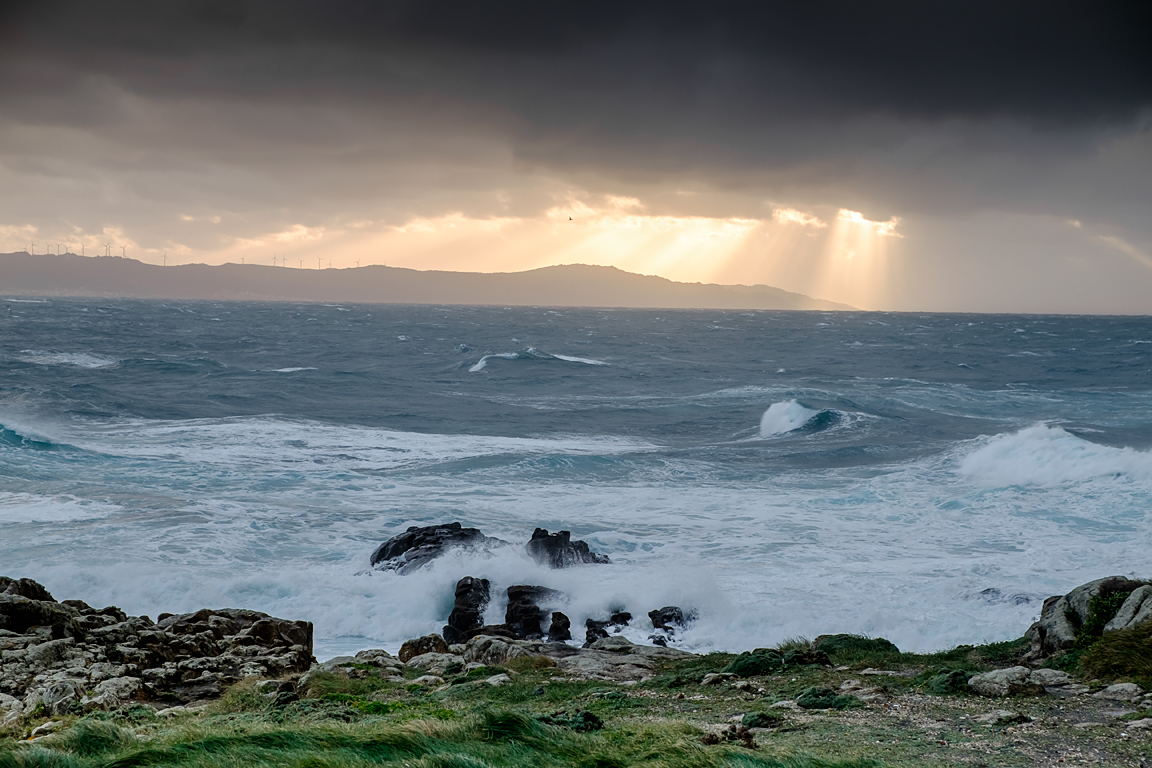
left=1025, top=575, right=1152, bottom=659
left=0, top=577, right=313, bottom=727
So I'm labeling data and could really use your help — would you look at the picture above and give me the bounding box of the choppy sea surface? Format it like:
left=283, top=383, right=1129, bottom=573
left=1, top=298, right=1150, bottom=658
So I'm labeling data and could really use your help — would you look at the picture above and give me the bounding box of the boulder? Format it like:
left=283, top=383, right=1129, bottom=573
left=442, top=577, right=490, bottom=645
left=370, top=523, right=506, bottom=575
left=525, top=529, right=610, bottom=568
left=398, top=634, right=449, bottom=662
left=547, top=612, right=571, bottom=642
left=967, top=667, right=1046, bottom=697
left=1025, top=576, right=1150, bottom=658
left=459, top=633, right=692, bottom=681
left=405, top=652, right=464, bottom=675
left=585, top=618, right=610, bottom=646
left=1093, top=682, right=1143, bottom=702
left=1104, top=585, right=1152, bottom=632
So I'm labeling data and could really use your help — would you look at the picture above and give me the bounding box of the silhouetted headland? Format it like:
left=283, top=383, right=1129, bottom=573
left=0, top=252, right=853, bottom=310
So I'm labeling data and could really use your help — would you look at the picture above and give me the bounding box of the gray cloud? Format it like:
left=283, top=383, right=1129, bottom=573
left=1, top=1, right=1150, bottom=310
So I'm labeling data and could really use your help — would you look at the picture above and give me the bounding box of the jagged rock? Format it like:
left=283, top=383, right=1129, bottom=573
left=462, top=635, right=535, bottom=667
left=370, top=523, right=506, bottom=575
left=0, top=578, right=57, bottom=602
left=1104, top=585, right=1152, bottom=632
left=547, top=612, right=571, bottom=642
left=0, top=593, right=79, bottom=635
left=525, top=529, right=610, bottom=568
left=1025, top=576, right=1150, bottom=658
left=583, top=610, right=631, bottom=646
left=411, top=675, right=444, bottom=686
left=585, top=618, right=610, bottom=646
left=443, top=577, right=490, bottom=645
left=0, top=577, right=314, bottom=726
left=648, top=606, right=695, bottom=636
left=505, top=585, right=564, bottom=640
left=398, top=634, right=449, bottom=662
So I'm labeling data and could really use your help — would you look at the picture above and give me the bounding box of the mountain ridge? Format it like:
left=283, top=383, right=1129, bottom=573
left=0, top=252, right=854, bottom=311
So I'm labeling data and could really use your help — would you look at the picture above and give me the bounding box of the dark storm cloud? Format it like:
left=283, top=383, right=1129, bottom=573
left=4, top=0, right=1150, bottom=120
left=1, top=0, right=1151, bottom=303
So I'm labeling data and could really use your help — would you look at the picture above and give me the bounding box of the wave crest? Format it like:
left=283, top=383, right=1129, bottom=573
left=958, top=424, right=1152, bottom=487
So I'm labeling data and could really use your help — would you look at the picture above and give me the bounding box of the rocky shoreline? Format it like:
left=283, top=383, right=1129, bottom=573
left=3, top=535, right=1151, bottom=766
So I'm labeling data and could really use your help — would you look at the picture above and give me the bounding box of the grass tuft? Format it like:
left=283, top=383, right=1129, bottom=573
left=1080, top=620, right=1152, bottom=686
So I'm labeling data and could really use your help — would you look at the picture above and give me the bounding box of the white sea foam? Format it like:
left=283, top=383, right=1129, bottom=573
left=958, top=424, right=1152, bottom=487
left=19, top=350, right=119, bottom=368
left=759, top=400, right=820, bottom=436
left=469, top=353, right=519, bottom=372
left=470, top=349, right=605, bottom=371
left=552, top=354, right=607, bottom=365
left=3, top=413, right=1150, bottom=659
left=270, top=367, right=317, bottom=373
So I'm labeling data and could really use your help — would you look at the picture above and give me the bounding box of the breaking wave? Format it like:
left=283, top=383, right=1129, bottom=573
left=958, top=424, right=1152, bottom=487
left=470, top=348, right=606, bottom=372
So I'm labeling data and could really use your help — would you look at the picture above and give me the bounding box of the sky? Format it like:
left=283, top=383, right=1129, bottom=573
left=1, top=1, right=1150, bottom=312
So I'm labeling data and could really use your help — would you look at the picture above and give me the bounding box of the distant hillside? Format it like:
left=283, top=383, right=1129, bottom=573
left=0, top=252, right=853, bottom=311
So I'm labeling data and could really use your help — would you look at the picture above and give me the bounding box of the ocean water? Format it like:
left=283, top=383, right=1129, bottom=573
left=1, top=298, right=1150, bottom=658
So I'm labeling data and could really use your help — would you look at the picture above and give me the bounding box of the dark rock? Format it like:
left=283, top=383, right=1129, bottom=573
left=585, top=618, right=610, bottom=646
left=505, top=585, right=564, bottom=640
left=468, top=623, right=520, bottom=640
left=547, top=612, right=571, bottom=642
left=398, top=633, right=450, bottom=662
left=0, top=592, right=79, bottom=635
left=648, top=634, right=667, bottom=647
left=0, top=577, right=56, bottom=602
left=442, top=577, right=490, bottom=645
left=648, top=606, right=695, bottom=633
left=525, top=529, right=610, bottom=569
left=370, top=522, right=507, bottom=575
left=609, top=612, right=632, bottom=627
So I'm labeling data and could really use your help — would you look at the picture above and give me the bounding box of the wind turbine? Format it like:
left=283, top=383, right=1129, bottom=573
left=81, top=244, right=85, bottom=256
left=298, top=259, right=303, bottom=268
left=317, top=257, right=321, bottom=270
left=162, top=251, right=167, bottom=266
left=104, top=242, right=112, bottom=257
left=120, top=245, right=126, bottom=258
left=355, top=259, right=360, bottom=268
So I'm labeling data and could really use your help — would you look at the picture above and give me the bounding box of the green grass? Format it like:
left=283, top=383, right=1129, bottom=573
left=1080, top=620, right=1152, bottom=686
left=0, top=711, right=884, bottom=768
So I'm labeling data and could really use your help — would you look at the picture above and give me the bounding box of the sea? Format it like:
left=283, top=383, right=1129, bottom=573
left=1, top=298, right=1149, bottom=659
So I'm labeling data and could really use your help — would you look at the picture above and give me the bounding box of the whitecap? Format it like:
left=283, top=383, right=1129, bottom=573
left=759, top=400, right=821, bottom=436
left=269, top=367, right=317, bottom=373
left=958, top=424, right=1152, bottom=487
left=20, top=350, right=119, bottom=368
left=552, top=354, right=607, bottom=366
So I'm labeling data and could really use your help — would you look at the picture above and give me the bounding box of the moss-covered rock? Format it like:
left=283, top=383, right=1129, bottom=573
left=724, top=649, right=784, bottom=676
left=796, top=686, right=863, bottom=710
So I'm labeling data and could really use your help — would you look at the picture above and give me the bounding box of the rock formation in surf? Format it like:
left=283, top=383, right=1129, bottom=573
left=525, top=528, right=610, bottom=568
left=369, top=522, right=507, bottom=575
